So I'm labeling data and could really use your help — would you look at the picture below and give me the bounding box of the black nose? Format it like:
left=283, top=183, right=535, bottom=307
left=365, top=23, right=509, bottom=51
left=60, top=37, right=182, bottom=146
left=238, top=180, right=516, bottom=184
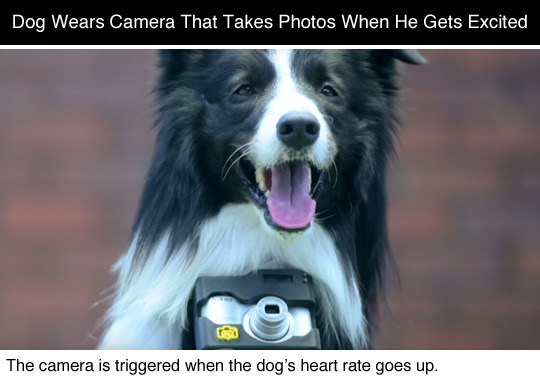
left=276, top=111, right=320, bottom=150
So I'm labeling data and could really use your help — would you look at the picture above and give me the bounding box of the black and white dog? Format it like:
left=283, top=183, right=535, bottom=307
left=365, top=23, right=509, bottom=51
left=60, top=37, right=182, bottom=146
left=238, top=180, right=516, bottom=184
left=99, top=49, right=424, bottom=350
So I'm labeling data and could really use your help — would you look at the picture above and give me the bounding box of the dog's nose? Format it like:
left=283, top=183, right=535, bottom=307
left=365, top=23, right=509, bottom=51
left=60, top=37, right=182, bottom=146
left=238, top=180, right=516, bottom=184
left=276, top=111, right=320, bottom=150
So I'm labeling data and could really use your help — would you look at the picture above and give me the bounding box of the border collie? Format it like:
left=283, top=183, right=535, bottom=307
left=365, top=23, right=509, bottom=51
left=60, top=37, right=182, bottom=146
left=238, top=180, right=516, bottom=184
left=99, top=49, right=424, bottom=350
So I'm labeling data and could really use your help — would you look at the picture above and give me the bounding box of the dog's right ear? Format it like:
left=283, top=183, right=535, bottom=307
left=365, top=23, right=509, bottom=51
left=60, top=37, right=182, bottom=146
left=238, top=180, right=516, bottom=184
left=158, top=49, right=178, bottom=63
left=158, top=49, right=189, bottom=64
left=157, top=50, right=206, bottom=71
left=158, top=49, right=190, bottom=68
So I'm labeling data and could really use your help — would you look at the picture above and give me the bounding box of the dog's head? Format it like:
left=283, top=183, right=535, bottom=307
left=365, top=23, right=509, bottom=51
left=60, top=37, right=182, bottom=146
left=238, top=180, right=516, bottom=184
left=153, top=49, right=425, bottom=239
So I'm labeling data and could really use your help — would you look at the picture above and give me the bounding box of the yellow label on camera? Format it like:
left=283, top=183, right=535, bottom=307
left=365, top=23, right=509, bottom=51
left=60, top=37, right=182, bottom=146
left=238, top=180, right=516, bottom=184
left=216, top=325, right=239, bottom=341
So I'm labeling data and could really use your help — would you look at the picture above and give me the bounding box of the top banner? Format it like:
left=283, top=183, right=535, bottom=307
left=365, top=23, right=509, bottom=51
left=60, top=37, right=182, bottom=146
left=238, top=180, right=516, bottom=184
left=2, top=5, right=538, bottom=45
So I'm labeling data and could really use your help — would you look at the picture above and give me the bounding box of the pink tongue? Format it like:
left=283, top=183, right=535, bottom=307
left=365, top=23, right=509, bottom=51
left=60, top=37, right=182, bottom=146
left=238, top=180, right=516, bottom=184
left=267, top=162, right=316, bottom=229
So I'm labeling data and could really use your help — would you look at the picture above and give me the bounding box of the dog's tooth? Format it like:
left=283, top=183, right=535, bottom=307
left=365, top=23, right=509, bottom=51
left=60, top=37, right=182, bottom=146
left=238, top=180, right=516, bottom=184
left=265, top=190, right=270, bottom=198
left=255, top=168, right=264, bottom=184
left=308, top=167, right=312, bottom=189
left=259, top=181, right=267, bottom=192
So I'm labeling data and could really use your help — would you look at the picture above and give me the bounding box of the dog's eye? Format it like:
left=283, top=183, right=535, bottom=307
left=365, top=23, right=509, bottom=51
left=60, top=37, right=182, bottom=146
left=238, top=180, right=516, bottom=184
left=234, top=84, right=254, bottom=97
left=321, top=85, right=338, bottom=97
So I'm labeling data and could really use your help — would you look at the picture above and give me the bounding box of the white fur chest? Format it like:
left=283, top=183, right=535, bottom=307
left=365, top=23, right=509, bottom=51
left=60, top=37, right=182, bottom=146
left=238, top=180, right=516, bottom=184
left=100, top=203, right=367, bottom=349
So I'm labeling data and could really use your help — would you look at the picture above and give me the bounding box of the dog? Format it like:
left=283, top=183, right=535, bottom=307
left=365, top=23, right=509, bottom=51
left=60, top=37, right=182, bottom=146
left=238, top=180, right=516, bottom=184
left=98, top=49, right=424, bottom=350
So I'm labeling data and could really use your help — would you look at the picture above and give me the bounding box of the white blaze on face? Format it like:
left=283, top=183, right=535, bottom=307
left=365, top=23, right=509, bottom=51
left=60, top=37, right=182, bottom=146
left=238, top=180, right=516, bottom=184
left=253, top=49, right=334, bottom=170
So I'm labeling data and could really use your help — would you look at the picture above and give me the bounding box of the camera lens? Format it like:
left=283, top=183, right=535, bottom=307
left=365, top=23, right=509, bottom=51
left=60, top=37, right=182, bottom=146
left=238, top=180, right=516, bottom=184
left=247, top=296, right=291, bottom=341
left=265, top=304, right=280, bottom=314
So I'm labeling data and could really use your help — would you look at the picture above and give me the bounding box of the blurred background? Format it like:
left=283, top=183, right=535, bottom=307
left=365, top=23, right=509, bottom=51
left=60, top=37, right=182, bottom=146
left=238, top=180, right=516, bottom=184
left=0, top=50, right=538, bottom=349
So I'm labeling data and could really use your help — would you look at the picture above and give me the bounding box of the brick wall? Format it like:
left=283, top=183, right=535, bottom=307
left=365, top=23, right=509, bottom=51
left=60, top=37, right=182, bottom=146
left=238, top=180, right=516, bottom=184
left=0, top=50, right=538, bottom=349
left=378, top=50, right=540, bottom=349
left=0, top=50, right=156, bottom=348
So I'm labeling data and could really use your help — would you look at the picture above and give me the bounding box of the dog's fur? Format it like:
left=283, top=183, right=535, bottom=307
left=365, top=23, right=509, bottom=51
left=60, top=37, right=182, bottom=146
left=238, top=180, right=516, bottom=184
left=99, top=49, right=424, bottom=350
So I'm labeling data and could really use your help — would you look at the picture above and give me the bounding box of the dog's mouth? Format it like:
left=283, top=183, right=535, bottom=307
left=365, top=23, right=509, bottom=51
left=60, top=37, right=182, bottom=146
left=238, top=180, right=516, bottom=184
left=239, top=159, right=324, bottom=232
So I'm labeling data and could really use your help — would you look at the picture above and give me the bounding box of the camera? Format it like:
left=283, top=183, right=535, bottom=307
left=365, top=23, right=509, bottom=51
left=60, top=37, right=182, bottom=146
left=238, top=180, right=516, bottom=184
left=192, top=269, right=321, bottom=349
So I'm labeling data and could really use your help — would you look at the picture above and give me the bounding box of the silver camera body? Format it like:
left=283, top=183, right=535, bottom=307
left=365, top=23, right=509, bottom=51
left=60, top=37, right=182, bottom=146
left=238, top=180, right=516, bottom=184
left=192, top=269, right=321, bottom=349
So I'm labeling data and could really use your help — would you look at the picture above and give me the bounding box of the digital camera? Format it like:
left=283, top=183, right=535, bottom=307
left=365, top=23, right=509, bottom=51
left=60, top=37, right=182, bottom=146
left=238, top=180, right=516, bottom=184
left=192, top=269, right=321, bottom=349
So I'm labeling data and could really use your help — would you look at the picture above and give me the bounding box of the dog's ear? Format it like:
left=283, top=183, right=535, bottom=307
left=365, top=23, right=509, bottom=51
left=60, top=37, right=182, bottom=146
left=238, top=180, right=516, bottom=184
left=158, top=49, right=182, bottom=64
left=157, top=50, right=207, bottom=71
left=385, top=49, right=427, bottom=65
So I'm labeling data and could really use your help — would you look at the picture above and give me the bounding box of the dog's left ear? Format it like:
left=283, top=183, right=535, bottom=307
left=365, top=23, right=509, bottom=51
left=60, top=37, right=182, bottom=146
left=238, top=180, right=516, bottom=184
left=385, top=49, right=427, bottom=65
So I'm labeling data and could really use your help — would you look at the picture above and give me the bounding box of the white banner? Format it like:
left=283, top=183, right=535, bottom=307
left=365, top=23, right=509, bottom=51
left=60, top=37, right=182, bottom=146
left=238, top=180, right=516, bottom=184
left=1, top=350, right=538, bottom=378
